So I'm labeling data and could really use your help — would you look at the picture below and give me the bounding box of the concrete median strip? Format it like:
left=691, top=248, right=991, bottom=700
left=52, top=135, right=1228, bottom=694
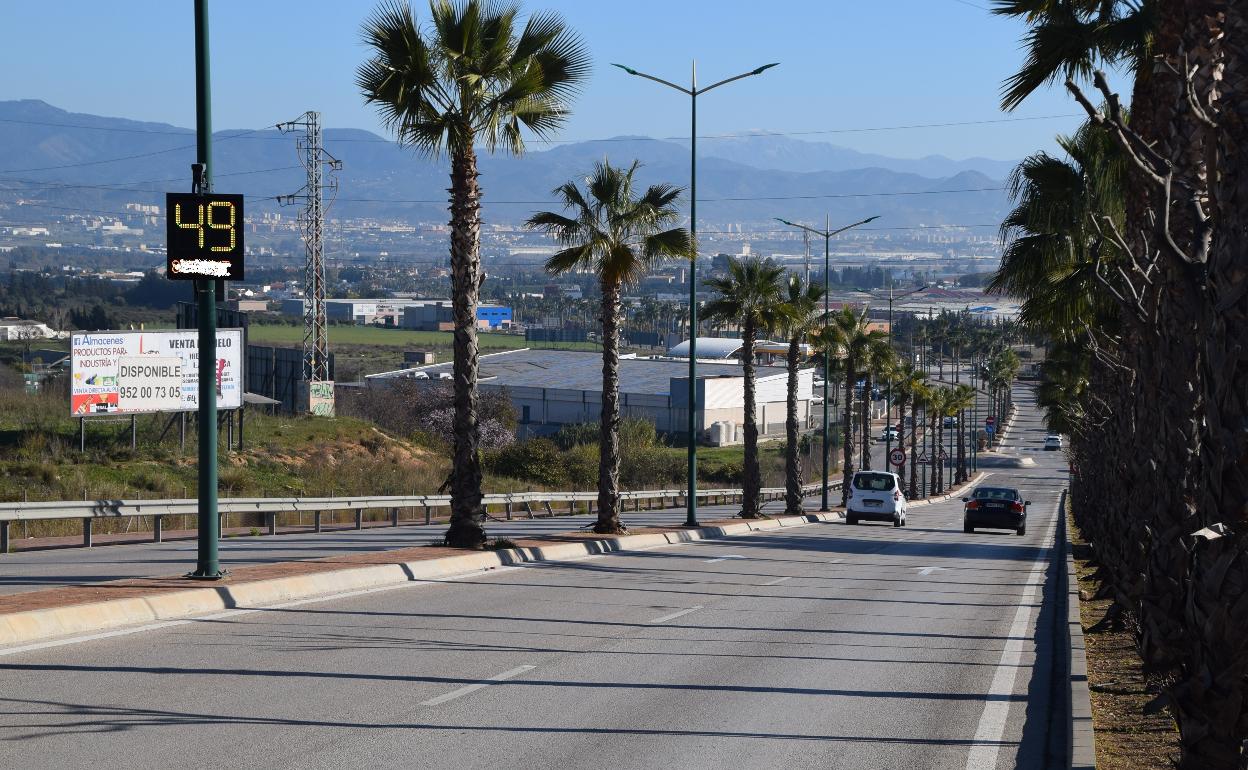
left=0, top=512, right=838, bottom=649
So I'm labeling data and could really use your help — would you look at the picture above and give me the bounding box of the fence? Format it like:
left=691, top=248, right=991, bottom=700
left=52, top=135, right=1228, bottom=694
left=0, top=481, right=839, bottom=553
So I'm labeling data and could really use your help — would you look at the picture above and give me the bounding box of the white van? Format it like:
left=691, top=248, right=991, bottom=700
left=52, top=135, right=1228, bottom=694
left=845, top=470, right=908, bottom=527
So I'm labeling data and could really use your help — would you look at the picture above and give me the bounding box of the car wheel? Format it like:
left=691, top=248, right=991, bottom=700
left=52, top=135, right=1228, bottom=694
left=846, top=514, right=857, bottom=525
left=893, top=516, right=902, bottom=528
left=963, top=521, right=974, bottom=533
left=1016, top=523, right=1026, bottom=536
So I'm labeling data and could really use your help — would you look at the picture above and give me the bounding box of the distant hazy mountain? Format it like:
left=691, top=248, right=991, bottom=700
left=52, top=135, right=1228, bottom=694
left=0, top=100, right=1010, bottom=227
left=679, top=134, right=1020, bottom=179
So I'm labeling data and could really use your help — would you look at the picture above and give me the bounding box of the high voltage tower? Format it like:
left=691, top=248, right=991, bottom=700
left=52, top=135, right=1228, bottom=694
left=276, top=111, right=341, bottom=382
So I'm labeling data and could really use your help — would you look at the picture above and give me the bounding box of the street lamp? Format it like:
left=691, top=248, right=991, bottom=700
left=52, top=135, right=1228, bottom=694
left=614, top=60, right=778, bottom=528
left=774, top=214, right=880, bottom=511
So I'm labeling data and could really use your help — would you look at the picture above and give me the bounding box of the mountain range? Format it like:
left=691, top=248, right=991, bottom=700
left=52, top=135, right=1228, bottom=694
left=0, top=100, right=1016, bottom=228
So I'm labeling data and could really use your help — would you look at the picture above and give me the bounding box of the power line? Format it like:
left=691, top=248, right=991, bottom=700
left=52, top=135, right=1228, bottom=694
left=0, top=113, right=1080, bottom=146
left=0, top=125, right=274, bottom=174
left=0, top=165, right=302, bottom=193
left=304, top=186, right=1005, bottom=206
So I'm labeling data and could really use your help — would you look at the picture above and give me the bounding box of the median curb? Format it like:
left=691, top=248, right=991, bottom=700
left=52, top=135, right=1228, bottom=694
left=0, top=512, right=837, bottom=649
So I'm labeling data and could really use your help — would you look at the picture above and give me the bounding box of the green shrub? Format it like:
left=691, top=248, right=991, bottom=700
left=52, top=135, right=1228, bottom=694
left=486, top=438, right=567, bottom=487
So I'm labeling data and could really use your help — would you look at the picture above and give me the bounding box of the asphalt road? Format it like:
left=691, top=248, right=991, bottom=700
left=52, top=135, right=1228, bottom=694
left=0, top=384, right=1070, bottom=769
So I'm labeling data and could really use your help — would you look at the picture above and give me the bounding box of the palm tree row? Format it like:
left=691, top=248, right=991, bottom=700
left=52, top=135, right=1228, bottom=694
left=996, top=1, right=1248, bottom=764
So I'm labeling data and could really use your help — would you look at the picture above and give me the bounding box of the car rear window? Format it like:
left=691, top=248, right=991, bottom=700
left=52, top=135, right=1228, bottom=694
left=972, top=487, right=1018, bottom=501
left=853, top=472, right=896, bottom=491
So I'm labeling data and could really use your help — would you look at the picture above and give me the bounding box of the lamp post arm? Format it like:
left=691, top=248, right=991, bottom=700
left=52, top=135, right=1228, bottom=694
left=827, top=215, right=881, bottom=238
left=698, top=63, right=780, bottom=94
left=610, top=63, right=692, bottom=95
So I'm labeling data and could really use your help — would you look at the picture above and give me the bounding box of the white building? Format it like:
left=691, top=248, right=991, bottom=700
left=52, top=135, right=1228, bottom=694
left=0, top=318, right=60, bottom=341
left=366, top=348, right=815, bottom=446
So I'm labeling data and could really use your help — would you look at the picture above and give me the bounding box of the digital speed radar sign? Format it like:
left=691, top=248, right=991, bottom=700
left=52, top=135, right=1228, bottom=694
left=165, top=192, right=245, bottom=280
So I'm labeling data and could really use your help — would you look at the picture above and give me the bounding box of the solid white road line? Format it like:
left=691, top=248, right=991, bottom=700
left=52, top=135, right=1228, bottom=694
left=963, top=500, right=1060, bottom=770
left=647, top=605, right=703, bottom=624
left=761, top=576, right=792, bottom=586
left=419, top=665, right=536, bottom=707
left=703, top=555, right=745, bottom=563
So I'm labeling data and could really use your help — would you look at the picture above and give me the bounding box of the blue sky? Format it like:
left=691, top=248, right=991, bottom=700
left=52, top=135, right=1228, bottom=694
left=1, top=0, right=1129, bottom=161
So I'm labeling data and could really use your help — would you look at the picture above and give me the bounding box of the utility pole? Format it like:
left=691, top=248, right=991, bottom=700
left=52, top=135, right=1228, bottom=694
left=277, top=112, right=341, bottom=383
left=802, top=229, right=811, bottom=289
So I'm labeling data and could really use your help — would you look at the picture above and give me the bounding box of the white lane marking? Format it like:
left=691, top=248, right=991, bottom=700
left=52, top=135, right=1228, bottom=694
left=703, top=555, right=745, bottom=563
left=915, top=566, right=948, bottom=576
left=761, top=576, right=792, bottom=586
left=419, top=664, right=536, bottom=707
left=829, top=558, right=844, bottom=564
left=963, top=499, right=1060, bottom=770
left=647, top=605, right=704, bottom=624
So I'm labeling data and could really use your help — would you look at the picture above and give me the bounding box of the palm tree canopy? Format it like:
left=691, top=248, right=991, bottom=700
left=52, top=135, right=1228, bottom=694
left=816, top=306, right=889, bottom=366
left=992, top=118, right=1127, bottom=338
left=993, top=0, right=1154, bottom=111
left=526, top=160, right=690, bottom=285
left=702, top=257, right=787, bottom=335
left=778, top=275, right=826, bottom=342
left=357, top=0, right=590, bottom=157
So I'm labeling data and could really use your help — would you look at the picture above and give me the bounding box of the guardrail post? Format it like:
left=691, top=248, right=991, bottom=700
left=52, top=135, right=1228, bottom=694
left=424, top=506, right=431, bottom=526
left=83, top=518, right=93, bottom=548
left=525, top=501, right=534, bottom=519
left=544, top=501, right=554, bottom=517
left=505, top=502, right=513, bottom=520
left=267, top=512, right=276, bottom=536
left=314, top=512, right=322, bottom=533
left=354, top=509, right=363, bottom=530
left=153, top=516, right=163, bottom=543
left=588, top=499, right=594, bottom=516
left=391, top=507, right=399, bottom=527
left=0, top=521, right=9, bottom=554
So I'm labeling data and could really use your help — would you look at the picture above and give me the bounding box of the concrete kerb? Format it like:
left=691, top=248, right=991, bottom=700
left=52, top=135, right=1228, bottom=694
left=1060, top=488, right=1096, bottom=768
left=0, top=512, right=837, bottom=648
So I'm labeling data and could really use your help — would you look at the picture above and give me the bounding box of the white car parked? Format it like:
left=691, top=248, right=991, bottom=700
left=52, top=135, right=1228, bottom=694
left=1043, top=435, right=1063, bottom=451
left=845, top=470, right=908, bottom=527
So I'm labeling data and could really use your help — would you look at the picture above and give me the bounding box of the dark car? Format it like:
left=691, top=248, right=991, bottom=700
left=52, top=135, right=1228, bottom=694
left=962, top=486, right=1030, bottom=536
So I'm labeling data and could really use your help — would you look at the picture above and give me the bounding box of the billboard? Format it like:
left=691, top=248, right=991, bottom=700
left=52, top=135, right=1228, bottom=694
left=70, top=329, right=244, bottom=416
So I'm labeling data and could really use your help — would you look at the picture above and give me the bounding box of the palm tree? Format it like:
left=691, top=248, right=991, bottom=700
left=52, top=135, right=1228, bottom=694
left=526, top=160, right=689, bottom=534
left=949, top=384, right=977, bottom=483
left=703, top=257, right=786, bottom=519
left=909, top=378, right=931, bottom=499
left=992, top=0, right=1153, bottom=112
left=819, top=307, right=889, bottom=505
left=358, top=0, right=590, bottom=548
left=859, top=337, right=894, bottom=471
left=777, top=275, right=825, bottom=515
left=924, top=386, right=951, bottom=495
left=892, top=364, right=926, bottom=495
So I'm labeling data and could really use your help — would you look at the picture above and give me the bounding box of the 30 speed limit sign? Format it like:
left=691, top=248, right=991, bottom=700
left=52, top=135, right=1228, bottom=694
left=889, top=447, right=906, bottom=467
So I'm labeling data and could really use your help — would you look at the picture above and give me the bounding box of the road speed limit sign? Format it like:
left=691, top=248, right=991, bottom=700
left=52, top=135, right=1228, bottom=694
left=889, top=447, right=906, bottom=467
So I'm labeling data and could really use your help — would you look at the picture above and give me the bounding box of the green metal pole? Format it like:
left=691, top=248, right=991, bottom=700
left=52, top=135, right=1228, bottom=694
left=685, top=62, right=698, bottom=527
left=190, top=0, right=222, bottom=579
left=821, top=227, right=830, bottom=511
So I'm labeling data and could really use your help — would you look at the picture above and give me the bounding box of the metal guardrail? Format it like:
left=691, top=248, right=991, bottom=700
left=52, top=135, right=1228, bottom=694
left=0, top=481, right=840, bottom=552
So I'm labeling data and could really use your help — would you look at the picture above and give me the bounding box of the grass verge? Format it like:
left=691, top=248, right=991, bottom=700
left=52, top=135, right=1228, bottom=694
left=1069, top=507, right=1179, bottom=769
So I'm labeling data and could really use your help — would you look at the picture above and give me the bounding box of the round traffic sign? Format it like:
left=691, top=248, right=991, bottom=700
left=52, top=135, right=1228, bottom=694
left=889, top=448, right=906, bottom=467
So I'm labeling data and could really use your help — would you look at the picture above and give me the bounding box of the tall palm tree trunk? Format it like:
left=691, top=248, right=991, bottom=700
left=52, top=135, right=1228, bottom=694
left=595, top=278, right=624, bottom=534
left=841, top=362, right=856, bottom=506
left=741, top=322, right=762, bottom=518
left=909, top=399, right=919, bottom=498
left=956, top=410, right=967, bottom=484
left=895, top=395, right=908, bottom=491
left=446, top=146, right=486, bottom=548
left=783, top=334, right=803, bottom=514
left=860, top=373, right=873, bottom=470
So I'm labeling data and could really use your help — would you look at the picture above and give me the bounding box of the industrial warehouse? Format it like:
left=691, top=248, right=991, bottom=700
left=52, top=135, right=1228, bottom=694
left=366, top=347, right=815, bottom=445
